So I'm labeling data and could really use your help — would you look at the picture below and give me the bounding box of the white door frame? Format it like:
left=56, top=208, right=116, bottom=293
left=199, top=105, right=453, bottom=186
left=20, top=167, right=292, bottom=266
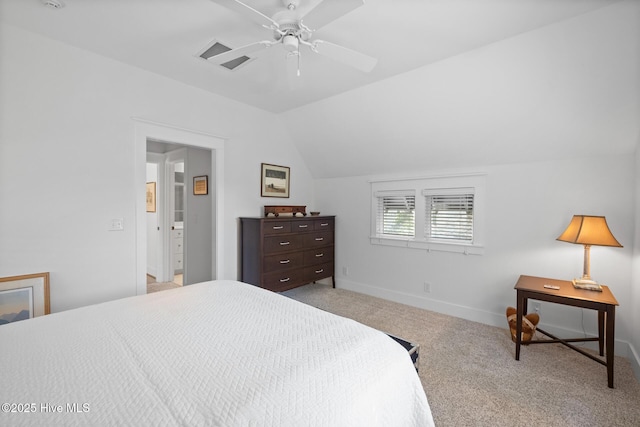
left=146, top=153, right=165, bottom=282
left=164, top=150, right=186, bottom=284
left=134, top=118, right=226, bottom=295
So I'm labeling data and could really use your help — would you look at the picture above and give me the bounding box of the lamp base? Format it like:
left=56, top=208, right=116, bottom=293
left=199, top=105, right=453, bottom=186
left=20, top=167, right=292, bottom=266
left=572, top=278, right=603, bottom=292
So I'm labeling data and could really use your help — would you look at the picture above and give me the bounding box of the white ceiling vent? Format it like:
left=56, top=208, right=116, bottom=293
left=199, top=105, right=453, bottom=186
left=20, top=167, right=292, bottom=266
left=199, top=41, right=252, bottom=71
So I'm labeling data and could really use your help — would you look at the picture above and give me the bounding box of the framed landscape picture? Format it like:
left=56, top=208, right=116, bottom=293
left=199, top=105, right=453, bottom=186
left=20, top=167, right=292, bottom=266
left=261, top=163, right=290, bottom=198
left=0, top=272, right=50, bottom=325
left=146, top=182, right=156, bottom=212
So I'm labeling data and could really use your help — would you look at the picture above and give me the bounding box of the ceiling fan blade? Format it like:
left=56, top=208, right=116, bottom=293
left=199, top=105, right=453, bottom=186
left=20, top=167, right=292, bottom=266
left=311, top=40, right=377, bottom=72
left=206, top=40, right=274, bottom=65
left=210, top=0, right=279, bottom=29
left=301, top=0, right=364, bottom=31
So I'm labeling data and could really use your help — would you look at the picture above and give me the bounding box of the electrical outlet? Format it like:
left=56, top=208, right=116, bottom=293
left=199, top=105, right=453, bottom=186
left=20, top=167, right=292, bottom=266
left=424, top=282, right=431, bottom=293
left=342, top=266, right=349, bottom=276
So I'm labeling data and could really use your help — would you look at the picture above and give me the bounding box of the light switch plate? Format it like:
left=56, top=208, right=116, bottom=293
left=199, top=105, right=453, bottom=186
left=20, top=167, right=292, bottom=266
left=109, top=218, right=124, bottom=231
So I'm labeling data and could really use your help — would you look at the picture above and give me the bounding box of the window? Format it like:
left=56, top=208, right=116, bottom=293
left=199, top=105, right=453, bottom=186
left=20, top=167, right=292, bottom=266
left=376, top=191, right=415, bottom=237
left=370, top=174, right=485, bottom=254
left=424, top=190, right=474, bottom=243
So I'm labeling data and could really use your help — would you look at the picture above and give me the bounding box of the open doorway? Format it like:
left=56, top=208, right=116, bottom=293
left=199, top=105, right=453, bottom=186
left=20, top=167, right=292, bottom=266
left=146, top=141, right=212, bottom=293
left=134, top=119, right=226, bottom=296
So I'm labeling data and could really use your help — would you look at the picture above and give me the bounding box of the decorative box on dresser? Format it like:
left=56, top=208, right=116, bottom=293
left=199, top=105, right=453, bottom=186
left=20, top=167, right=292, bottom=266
left=240, top=216, right=335, bottom=292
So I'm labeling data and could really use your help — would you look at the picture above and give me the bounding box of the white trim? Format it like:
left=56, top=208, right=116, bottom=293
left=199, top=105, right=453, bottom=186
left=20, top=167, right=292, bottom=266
left=369, top=172, right=486, bottom=183
left=164, top=149, right=187, bottom=284
left=146, top=152, right=165, bottom=282
left=369, top=236, right=485, bottom=255
left=630, top=342, right=640, bottom=382
left=133, top=118, right=226, bottom=296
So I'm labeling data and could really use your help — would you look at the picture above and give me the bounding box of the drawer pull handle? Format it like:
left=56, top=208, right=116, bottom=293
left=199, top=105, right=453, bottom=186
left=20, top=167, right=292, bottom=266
left=298, top=225, right=308, bottom=228
left=315, top=269, right=324, bottom=274
left=315, top=253, right=324, bottom=257
left=279, top=241, right=290, bottom=246
left=280, top=277, right=290, bottom=283
left=273, top=226, right=284, bottom=230
left=315, top=237, right=324, bottom=241
left=279, top=260, right=290, bottom=264
left=320, top=223, right=329, bottom=226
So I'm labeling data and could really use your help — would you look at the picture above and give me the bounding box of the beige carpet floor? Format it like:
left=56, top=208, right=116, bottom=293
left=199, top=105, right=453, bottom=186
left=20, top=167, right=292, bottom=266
left=282, top=283, right=640, bottom=427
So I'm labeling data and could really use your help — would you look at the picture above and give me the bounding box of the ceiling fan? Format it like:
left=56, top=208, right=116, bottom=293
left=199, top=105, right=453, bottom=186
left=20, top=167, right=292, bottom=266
left=207, top=0, right=377, bottom=75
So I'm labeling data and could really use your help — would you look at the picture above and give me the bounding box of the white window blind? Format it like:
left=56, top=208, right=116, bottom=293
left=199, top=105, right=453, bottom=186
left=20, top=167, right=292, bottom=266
left=375, top=191, right=415, bottom=237
left=423, top=189, right=474, bottom=243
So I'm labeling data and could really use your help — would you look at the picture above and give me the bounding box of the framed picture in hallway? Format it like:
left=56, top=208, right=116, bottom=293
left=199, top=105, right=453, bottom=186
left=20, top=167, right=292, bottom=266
left=261, top=163, right=290, bottom=198
left=194, top=175, right=208, bottom=195
left=0, top=272, right=50, bottom=325
left=146, top=182, right=156, bottom=212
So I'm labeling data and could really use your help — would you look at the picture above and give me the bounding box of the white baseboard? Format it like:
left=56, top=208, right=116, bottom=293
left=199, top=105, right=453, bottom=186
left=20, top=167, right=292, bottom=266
left=337, top=278, right=636, bottom=366
left=338, top=277, right=506, bottom=327
left=629, top=342, right=640, bottom=381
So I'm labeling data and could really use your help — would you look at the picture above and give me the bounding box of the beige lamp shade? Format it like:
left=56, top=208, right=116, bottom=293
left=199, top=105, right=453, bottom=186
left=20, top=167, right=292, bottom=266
left=556, top=215, right=622, bottom=248
left=557, top=215, right=622, bottom=290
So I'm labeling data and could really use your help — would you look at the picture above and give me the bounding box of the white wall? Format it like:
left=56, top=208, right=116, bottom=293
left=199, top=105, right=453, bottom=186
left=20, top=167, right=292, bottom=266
left=185, top=146, right=212, bottom=285
left=632, top=142, right=640, bottom=377
left=0, top=23, right=314, bottom=312
left=146, top=162, right=159, bottom=277
left=316, top=154, right=635, bottom=355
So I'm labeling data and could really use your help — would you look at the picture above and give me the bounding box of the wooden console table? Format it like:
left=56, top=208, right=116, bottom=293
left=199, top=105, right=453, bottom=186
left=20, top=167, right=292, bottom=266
left=514, top=275, right=619, bottom=388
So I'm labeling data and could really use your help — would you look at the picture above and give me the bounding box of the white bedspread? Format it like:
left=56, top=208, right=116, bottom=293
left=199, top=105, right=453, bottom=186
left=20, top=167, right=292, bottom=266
left=0, top=280, right=434, bottom=426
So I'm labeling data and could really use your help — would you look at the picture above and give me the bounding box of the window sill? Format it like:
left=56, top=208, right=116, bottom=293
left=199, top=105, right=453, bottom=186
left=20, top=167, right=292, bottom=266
left=369, top=235, right=484, bottom=255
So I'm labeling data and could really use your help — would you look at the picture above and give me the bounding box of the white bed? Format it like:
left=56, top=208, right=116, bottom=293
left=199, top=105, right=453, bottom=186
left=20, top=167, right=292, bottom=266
left=0, top=280, right=434, bottom=426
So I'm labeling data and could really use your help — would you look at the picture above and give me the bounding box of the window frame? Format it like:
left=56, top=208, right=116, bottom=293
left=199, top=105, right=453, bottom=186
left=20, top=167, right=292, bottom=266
left=370, top=173, right=485, bottom=255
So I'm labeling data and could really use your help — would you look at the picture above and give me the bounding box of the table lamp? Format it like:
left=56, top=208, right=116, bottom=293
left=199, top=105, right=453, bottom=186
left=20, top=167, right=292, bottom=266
left=556, top=215, right=622, bottom=291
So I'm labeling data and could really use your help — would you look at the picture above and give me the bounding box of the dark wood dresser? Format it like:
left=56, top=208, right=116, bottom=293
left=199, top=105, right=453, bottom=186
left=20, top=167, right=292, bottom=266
left=240, top=216, right=335, bottom=292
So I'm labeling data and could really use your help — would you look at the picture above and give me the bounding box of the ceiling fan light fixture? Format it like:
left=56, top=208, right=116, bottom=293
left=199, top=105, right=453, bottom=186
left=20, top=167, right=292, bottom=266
left=282, top=34, right=299, bottom=52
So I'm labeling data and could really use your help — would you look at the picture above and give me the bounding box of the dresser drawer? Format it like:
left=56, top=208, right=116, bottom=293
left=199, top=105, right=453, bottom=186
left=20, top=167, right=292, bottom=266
left=264, top=234, right=303, bottom=254
left=313, top=218, right=334, bottom=231
left=263, top=252, right=304, bottom=273
left=303, top=247, right=334, bottom=266
left=173, top=238, right=183, bottom=254
left=263, top=268, right=306, bottom=291
left=306, top=262, right=334, bottom=282
left=175, top=253, right=183, bottom=270
left=263, top=221, right=291, bottom=235
left=303, top=231, right=334, bottom=248
left=291, top=220, right=314, bottom=233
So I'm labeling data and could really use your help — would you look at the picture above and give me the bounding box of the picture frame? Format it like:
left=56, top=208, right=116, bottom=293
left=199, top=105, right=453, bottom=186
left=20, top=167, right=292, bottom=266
left=0, top=272, right=50, bottom=325
left=194, top=175, right=208, bottom=195
left=146, top=182, right=156, bottom=212
left=261, top=163, right=290, bottom=198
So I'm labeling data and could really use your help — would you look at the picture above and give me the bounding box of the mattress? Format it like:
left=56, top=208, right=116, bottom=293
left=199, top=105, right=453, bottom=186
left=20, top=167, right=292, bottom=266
left=0, top=280, right=434, bottom=426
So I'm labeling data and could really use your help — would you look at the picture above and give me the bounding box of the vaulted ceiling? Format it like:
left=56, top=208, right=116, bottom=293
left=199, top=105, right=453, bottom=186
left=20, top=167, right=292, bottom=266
left=0, top=0, right=623, bottom=113
left=1, top=0, right=638, bottom=178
